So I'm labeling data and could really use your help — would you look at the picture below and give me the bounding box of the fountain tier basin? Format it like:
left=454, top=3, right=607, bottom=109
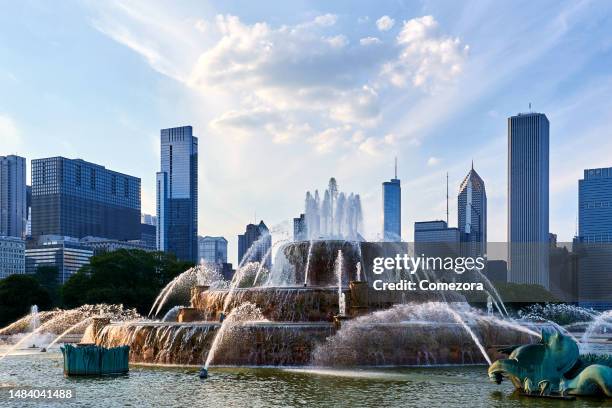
left=191, top=285, right=461, bottom=322
left=93, top=318, right=535, bottom=367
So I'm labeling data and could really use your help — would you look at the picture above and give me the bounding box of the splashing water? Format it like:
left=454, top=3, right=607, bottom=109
left=46, top=317, right=94, bottom=349
left=150, top=264, right=225, bottom=317
left=0, top=309, right=82, bottom=363
left=581, top=310, right=612, bottom=353
left=204, top=302, right=267, bottom=369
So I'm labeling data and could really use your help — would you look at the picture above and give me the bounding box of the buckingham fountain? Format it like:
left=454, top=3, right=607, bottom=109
left=86, top=178, right=536, bottom=368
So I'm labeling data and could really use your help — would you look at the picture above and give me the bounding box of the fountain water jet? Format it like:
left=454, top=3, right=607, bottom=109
left=203, top=302, right=267, bottom=370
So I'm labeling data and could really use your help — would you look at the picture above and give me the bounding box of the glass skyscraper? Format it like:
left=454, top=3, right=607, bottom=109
left=157, top=126, right=198, bottom=263
left=238, top=221, right=271, bottom=268
left=576, top=167, right=612, bottom=310
left=507, top=112, right=550, bottom=288
left=383, top=161, right=401, bottom=242
left=198, top=236, right=228, bottom=264
left=31, top=157, right=141, bottom=240
left=458, top=164, right=487, bottom=258
left=0, top=155, right=27, bottom=238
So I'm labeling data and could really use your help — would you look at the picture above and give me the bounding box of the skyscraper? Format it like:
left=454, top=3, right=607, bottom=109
left=198, top=236, right=228, bottom=264
left=0, top=155, right=26, bottom=238
left=507, top=112, right=550, bottom=288
left=576, top=167, right=612, bottom=310
left=383, top=159, right=401, bottom=242
left=458, top=163, right=487, bottom=258
left=293, top=213, right=307, bottom=241
left=238, top=221, right=271, bottom=268
left=31, top=157, right=141, bottom=240
left=156, top=126, right=198, bottom=262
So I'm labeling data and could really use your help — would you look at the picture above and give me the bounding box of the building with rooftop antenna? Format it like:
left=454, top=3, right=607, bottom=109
left=458, top=162, right=487, bottom=258
left=383, top=157, right=401, bottom=242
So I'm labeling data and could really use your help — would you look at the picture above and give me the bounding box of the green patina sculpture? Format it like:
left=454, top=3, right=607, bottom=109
left=61, top=344, right=129, bottom=376
left=488, top=330, right=612, bottom=397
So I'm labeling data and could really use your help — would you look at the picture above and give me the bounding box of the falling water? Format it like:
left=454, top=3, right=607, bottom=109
left=204, top=302, right=266, bottom=369
left=335, top=250, right=346, bottom=316
left=356, top=262, right=362, bottom=282
left=303, top=240, right=314, bottom=286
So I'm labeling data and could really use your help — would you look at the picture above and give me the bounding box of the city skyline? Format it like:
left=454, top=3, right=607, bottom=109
left=2, top=1, right=612, bottom=264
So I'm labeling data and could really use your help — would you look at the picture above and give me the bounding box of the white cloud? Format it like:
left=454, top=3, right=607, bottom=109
left=324, top=34, right=348, bottom=48
left=381, top=16, right=469, bottom=90
left=314, top=14, right=338, bottom=27
left=376, top=16, right=395, bottom=31
left=194, top=19, right=208, bottom=32
left=427, top=156, right=440, bottom=166
left=359, top=37, right=381, bottom=46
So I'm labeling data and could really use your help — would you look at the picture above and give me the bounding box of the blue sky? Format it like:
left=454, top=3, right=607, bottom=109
left=1, top=0, right=612, bottom=264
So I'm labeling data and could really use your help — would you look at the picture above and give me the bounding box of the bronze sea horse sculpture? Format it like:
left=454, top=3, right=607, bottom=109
left=488, top=330, right=612, bottom=397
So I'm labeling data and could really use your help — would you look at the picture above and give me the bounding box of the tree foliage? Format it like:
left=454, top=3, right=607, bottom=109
left=0, top=274, right=52, bottom=327
left=61, top=250, right=193, bottom=315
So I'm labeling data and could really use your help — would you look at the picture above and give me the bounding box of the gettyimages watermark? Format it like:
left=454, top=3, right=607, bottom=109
left=351, top=242, right=611, bottom=304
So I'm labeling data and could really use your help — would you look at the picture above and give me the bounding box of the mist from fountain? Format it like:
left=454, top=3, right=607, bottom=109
left=312, top=302, right=538, bottom=367
left=0, top=309, right=82, bottom=362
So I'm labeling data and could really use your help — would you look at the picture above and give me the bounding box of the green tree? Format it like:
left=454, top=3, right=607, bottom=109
left=0, top=275, right=52, bottom=327
left=35, top=265, right=60, bottom=306
left=61, top=250, right=192, bottom=315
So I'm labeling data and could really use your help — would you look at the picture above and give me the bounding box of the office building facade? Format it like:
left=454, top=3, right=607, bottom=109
left=31, top=157, right=141, bottom=240
left=507, top=112, right=550, bottom=288
left=458, top=164, right=487, bottom=258
left=293, top=214, right=307, bottom=241
left=383, top=163, right=401, bottom=242
left=0, top=155, right=27, bottom=238
left=238, top=221, right=271, bottom=268
left=576, top=167, right=612, bottom=310
left=198, top=236, right=228, bottom=264
left=0, top=235, right=25, bottom=278
left=157, top=126, right=198, bottom=262
left=25, top=236, right=93, bottom=283
left=414, top=220, right=460, bottom=259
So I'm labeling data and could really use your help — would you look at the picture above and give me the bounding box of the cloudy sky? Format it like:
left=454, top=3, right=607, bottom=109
left=1, top=0, right=611, bottom=264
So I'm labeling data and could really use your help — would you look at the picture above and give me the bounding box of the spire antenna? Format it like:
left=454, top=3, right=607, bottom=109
left=394, top=156, right=397, bottom=179
left=446, top=172, right=449, bottom=225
